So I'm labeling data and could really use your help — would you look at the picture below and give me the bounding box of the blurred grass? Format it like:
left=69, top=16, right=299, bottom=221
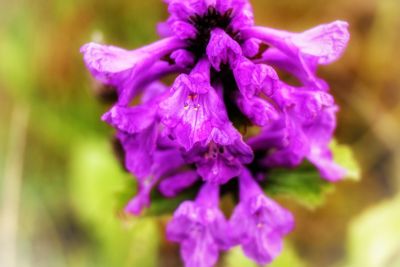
left=0, top=0, right=400, bottom=266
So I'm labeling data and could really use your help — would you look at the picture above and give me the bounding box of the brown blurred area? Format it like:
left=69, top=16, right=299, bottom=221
left=0, top=0, right=399, bottom=267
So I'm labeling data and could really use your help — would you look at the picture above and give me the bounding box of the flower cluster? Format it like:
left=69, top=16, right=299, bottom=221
left=81, top=0, right=349, bottom=266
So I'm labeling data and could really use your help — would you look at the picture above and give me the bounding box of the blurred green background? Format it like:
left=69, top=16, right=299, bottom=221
left=0, top=0, right=400, bottom=266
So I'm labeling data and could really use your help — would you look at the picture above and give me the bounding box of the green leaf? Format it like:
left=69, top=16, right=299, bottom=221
left=265, top=140, right=360, bottom=209
left=330, top=140, right=361, bottom=181
left=265, top=162, right=334, bottom=209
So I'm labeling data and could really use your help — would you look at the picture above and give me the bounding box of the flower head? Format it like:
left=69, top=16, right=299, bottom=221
left=81, top=0, right=350, bottom=266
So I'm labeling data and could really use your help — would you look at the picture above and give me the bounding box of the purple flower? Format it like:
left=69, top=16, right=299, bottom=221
left=167, top=183, right=229, bottom=267
left=233, top=57, right=280, bottom=126
left=81, top=38, right=185, bottom=105
left=241, top=20, right=350, bottom=91
left=81, top=0, right=350, bottom=265
left=206, top=28, right=242, bottom=70
left=123, top=145, right=186, bottom=215
left=248, top=82, right=346, bottom=181
left=184, top=137, right=253, bottom=184
left=159, top=59, right=238, bottom=151
left=241, top=20, right=350, bottom=64
left=233, top=57, right=279, bottom=98
left=229, top=169, right=294, bottom=265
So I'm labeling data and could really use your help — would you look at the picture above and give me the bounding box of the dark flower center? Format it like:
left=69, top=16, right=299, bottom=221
left=188, top=6, right=236, bottom=58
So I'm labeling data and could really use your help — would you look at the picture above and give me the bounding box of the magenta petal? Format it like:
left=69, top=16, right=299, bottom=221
left=207, top=28, right=242, bottom=71
left=236, top=95, right=279, bottom=126
left=171, top=21, right=198, bottom=40
left=168, top=1, right=199, bottom=20
left=167, top=201, right=221, bottom=267
left=262, top=47, right=329, bottom=91
left=188, top=138, right=253, bottom=184
left=124, top=183, right=152, bottom=215
left=304, top=105, right=346, bottom=181
left=242, top=38, right=262, bottom=58
left=233, top=58, right=279, bottom=98
left=140, top=82, right=169, bottom=104
left=229, top=170, right=294, bottom=265
left=159, top=171, right=199, bottom=197
left=228, top=0, right=255, bottom=30
left=171, top=49, right=195, bottom=68
left=291, top=20, right=350, bottom=65
left=81, top=37, right=185, bottom=105
left=167, top=184, right=230, bottom=267
left=160, top=60, right=237, bottom=150
left=242, top=20, right=350, bottom=65
left=81, top=38, right=184, bottom=82
left=102, top=105, right=157, bottom=134
left=157, top=21, right=173, bottom=38
left=116, top=126, right=157, bottom=179
left=124, top=147, right=186, bottom=215
left=308, top=146, right=346, bottom=182
left=80, top=43, right=138, bottom=80
left=196, top=155, right=242, bottom=184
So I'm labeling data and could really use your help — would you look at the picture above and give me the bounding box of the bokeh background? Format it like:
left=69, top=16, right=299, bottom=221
left=1, top=0, right=400, bottom=266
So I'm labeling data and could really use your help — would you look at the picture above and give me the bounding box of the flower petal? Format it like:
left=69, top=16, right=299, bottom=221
left=207, top=28, right=242, bottom=71
left=81, top=37, right=185, bottom=105
left=233, top=58, right=279, bottom=98
left=292, top=20, right=350, bottom=65
left=102, top=105, right=157, bottom=134
left=229, top=169, right=294, bottom=265
left=116, top=126, right=157, bottom=179
left=160, top=60, right=237, bottom=150
left=242, top=20, right=350, bottom=64
left=167, top=183, right=230, bottom=267
left=236, top=95, right=279, bottom=126
left=159, top=171, right=199, bottom=197
left=187, top=137, right=253, bottom=184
